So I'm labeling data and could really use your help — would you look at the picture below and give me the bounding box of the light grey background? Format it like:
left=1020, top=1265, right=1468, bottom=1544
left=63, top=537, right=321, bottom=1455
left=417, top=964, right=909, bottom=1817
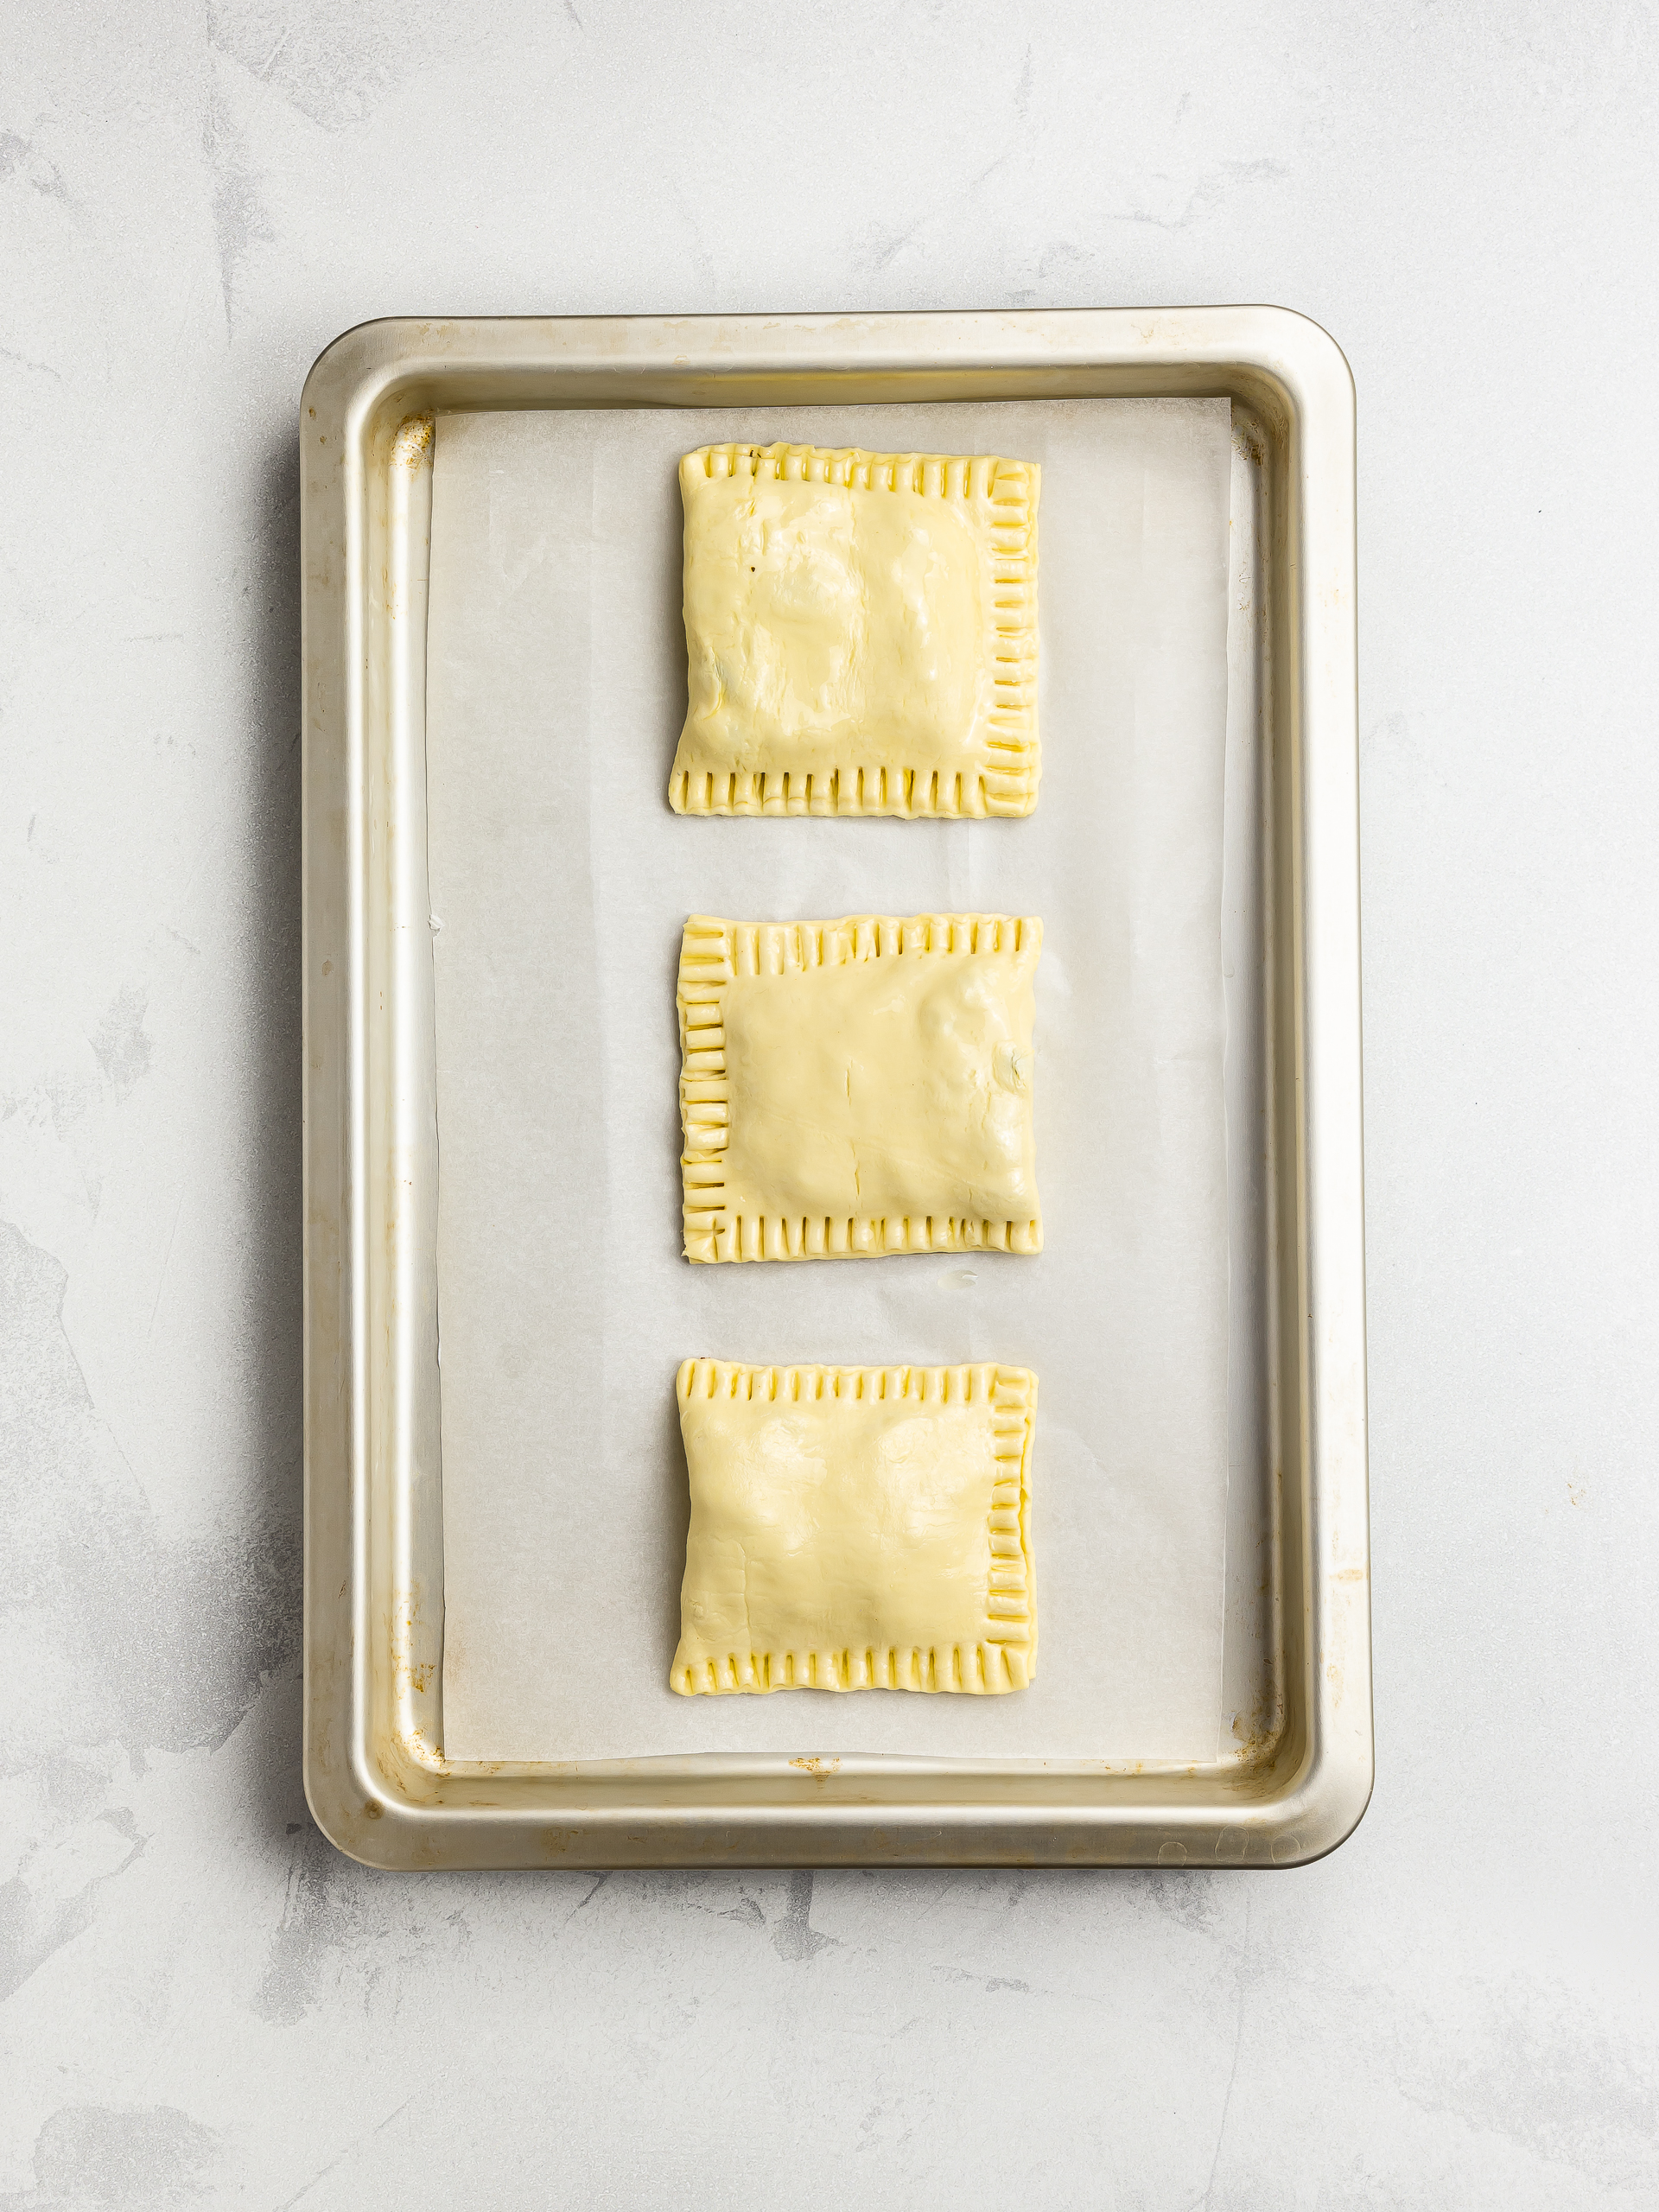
left=2, top=3, right=1654, bottom=2207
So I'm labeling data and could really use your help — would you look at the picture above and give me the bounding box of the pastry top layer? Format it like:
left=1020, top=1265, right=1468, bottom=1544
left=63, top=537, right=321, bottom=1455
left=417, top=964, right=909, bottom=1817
left=671, top=442, right=1039, bottom=818
left=671, top=1360, right=1038, bottom=1696
left=678, top=914, right=1043, bottom=1264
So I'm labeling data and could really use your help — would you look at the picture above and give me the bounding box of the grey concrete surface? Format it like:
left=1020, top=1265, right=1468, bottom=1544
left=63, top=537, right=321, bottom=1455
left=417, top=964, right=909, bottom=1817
left=2, top=3, right=1656, bottom=2206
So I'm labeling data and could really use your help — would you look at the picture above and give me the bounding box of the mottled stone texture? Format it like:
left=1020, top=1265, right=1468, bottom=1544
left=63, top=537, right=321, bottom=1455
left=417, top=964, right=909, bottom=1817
left=2, top=3, right=1656, bottom=2207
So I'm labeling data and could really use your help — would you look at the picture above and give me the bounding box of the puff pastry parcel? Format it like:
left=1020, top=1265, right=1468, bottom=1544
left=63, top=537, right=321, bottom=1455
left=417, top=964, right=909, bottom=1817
left=678, top=912, right=1042, bottom=1264
left=671, top=1360, right=1038, bottom=1695
left=669, top=442, right=1039, bottom=817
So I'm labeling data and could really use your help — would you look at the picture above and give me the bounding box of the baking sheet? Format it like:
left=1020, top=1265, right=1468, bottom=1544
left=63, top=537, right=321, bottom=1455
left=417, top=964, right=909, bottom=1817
left=427, top=397, right=1242, bottom=1763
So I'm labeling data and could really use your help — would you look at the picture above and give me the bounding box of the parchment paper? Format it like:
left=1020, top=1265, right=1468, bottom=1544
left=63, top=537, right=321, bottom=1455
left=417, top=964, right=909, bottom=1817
left=427, top=397, right=1239, bottom=1763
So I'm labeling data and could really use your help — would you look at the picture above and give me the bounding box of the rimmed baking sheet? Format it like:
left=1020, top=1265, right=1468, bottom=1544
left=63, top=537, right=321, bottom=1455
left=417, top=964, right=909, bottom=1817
left=423, top=394, right=1273, bottom=1767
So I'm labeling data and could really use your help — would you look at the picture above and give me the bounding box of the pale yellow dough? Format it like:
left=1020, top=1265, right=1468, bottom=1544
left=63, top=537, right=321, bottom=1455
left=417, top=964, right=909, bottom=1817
left=671, top=1360, right=1038, bottom=1696
left=678, top=912, right=1042, bottom=1264
left=669, top=442, right=1039, bottom=817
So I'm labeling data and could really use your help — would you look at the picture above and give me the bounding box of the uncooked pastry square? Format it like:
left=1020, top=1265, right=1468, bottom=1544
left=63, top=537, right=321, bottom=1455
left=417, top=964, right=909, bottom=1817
left=671, top=1360, right=1038, bottom=1696
left=677, top=912, right=1042, bottom=1263
left=669, top=442, right=1039, bottom=817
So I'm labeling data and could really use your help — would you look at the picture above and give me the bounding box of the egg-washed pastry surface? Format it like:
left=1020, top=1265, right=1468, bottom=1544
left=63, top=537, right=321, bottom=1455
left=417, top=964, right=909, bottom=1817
left=671, top=1360, right=1038, bottom=1696
left=678, top=912, right=1042, bottom=1264
left=670, top=442, right=1039, bottom=818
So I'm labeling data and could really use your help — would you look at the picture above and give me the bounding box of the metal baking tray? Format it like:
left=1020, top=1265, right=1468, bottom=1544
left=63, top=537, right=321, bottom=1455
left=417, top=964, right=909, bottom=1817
left=301, top=308, right=1369, bottom=1869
